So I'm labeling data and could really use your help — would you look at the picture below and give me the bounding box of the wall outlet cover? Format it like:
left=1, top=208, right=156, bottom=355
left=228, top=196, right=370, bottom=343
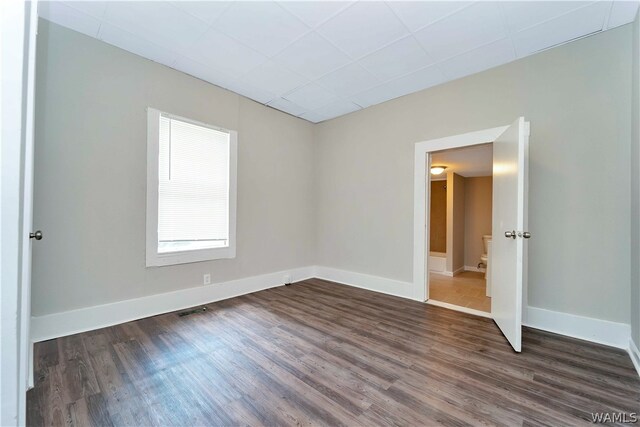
left=203, top=273, right=211, bottom=285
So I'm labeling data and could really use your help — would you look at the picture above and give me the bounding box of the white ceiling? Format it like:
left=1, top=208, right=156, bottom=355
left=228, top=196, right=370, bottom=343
left=431, top=143, right=493, bottom=179
left=39, top=0, right=639, bottom=123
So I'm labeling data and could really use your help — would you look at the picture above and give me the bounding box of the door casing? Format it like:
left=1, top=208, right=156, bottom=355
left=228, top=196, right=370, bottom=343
left=413, top=125, right=510, bottom=305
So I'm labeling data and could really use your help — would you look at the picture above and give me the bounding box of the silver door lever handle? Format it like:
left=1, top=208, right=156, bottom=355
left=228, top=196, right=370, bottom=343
left=504, top=230, right=516, bottom=239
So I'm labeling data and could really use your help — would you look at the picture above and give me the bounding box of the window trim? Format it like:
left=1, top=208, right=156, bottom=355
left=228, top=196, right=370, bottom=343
left=146, top=107, right=237, bottom=267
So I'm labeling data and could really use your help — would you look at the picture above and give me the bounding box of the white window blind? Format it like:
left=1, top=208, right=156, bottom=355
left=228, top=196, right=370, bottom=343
left=157, top=115, right=230, bottom=253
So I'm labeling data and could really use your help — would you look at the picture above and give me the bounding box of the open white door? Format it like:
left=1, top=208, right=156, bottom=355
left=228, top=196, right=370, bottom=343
left=491, top=117, right=529, bottom=352
left=19, top=0, right=39, bottom=422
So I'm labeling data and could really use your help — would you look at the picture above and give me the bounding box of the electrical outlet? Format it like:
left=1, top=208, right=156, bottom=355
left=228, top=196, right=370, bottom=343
left=203, top=273, right=211, bottom=285
left=283, top=274, right=291, bottom=285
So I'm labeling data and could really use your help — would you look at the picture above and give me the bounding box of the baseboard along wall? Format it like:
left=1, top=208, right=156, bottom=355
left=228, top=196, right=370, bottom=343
left=31, top=265, right=636, bottom=370
left=629, top=338, right=640, bottom=377
left=524, top=306, right=631, bottom=350
left=30, top=266, right=315, bottom=342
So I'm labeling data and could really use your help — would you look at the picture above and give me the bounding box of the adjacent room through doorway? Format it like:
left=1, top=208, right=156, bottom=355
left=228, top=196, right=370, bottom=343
left=428, top=143, right=493, bottom=314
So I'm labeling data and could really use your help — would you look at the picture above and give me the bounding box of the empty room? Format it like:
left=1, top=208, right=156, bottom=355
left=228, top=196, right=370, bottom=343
left=3, top=0, right=640, bottom=425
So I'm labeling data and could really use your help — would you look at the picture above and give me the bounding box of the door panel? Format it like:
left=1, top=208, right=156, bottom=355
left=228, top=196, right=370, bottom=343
left=491, top=117, right=529, bottom=352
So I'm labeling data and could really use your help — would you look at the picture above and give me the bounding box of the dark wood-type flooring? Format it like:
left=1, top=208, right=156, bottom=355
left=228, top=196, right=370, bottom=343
left=27, top=279, right=640, bottom=426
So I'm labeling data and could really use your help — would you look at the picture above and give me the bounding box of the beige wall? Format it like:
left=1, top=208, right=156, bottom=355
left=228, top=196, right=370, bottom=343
left=446, top=173, right=465, bottom=273
left=33, top=19, right=635, bottom=327
left=32, top=21, right=316, bottom=316
left=464, top=177, right=493, bottom=268
left=314, top=26, right=632, bottom=323
left=429, top=180, right=446, bottom=253
left=631, top=13, right=640, bottom=345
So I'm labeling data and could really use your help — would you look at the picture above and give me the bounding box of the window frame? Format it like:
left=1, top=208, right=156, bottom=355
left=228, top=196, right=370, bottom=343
left=146, top=107, right=237, bottom=267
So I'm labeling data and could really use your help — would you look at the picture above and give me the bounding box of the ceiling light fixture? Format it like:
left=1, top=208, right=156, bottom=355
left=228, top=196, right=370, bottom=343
left=430, top=165, right=447, bottom=175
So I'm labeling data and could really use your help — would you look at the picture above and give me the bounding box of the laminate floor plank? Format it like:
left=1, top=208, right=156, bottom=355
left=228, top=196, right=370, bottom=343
left=27, top=279, right=640, bottom=426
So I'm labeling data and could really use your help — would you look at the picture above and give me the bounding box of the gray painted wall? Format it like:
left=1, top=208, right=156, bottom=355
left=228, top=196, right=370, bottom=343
left=314, top=26, right=633, bottom=323
left=32, top=21, right=315, bottom=316
left=631, top=13, right=640, bottom=345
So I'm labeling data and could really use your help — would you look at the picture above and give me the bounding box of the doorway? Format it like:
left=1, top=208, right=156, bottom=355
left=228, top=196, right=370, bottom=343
left=412, top=119, right=530, bottom=352
left=427, top=144, right=493, bottom=315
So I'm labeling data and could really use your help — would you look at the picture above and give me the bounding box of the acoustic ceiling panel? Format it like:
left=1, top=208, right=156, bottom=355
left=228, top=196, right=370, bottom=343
left=40, top=0, right=639, bottom=123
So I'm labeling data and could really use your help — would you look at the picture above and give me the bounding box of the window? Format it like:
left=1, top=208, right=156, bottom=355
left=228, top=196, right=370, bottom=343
left=146, top=108, right=237, bottom=266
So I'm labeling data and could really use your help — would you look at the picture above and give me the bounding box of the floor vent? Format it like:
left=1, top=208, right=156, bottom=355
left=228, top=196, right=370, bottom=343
left=178, top=307, right=207, bottom=317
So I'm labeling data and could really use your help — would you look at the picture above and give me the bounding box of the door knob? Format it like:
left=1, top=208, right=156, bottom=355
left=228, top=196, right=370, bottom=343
left=504, top=230, right=516, bottom=239
left=29, top=230, right=43, bottom=240
left=521, top=231, right=531, bottom=239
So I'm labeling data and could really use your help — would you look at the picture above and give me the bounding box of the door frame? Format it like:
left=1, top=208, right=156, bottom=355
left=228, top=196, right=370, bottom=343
left=1, top=0, right=38, bottom=424
left=412, top=125, right=509, bottom=305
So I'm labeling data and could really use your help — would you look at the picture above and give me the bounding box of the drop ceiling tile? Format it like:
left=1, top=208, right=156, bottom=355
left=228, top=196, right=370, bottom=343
left=352, top=65, right=446, bottom=108
left=223, top=81, right=276, bottom=105
left=169, top=1, right=231, bottom=25
left=174, top=57, right=276, bottom=104
left=316, top=63, right=380, bottom=97
left=278, top=1, right=353, bottom=28
left=213, top=2, right=310, bottom=57
left=173, top=56, right=241, bottom=90
left=61, top=1, right=108, bottom=19
left=607, top=1, right=640, bottom=29
left=317, top=2, right=409, bottom=59
left=240, top=61, right=308, bottom=95
left=359, top=36, right=434, bottom=81
left=438, top=38, right=516, bottom=81
left=274, top=32, right=351, bottom=79
left=39, top=1, right=102, bottom=37
left=386, top=1, right=473, bottom=32
left=512, top=2, right=609, bottom=57
left=501, top=1, right=592, bottom=32
left=267, top=98, right=307, bottom=116
left=102, top=1, right=209, bottom=51
left=414, top=2, right=506, bottom=62
left=284, top=83, right=339, bottom=111
left=303, top=99, right=361, bottom=122
left=97, top=23, right=178, bottom=67
left=183, top=28, right=268, bottom=76
left=299, top=111, right=326, bottom=123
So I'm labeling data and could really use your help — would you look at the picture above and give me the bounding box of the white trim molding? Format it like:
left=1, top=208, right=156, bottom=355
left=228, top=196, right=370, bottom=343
left=145, top=107, right=238, bottom=267
left=430, top=270, right=454, bottom=277
left=525, top=306, right=631, bottom=349
left=464, top=265, right=486, bottom=273
left=31, top=265, right=638, bottom=374
left=31, top=266, right=315, bottom=342
left=629, top=338, right=640, bottom=377
left=314, top=266, right=418, bottom=301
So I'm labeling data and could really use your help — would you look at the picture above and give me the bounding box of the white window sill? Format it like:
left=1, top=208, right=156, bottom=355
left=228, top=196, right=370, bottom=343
left=146, top=245, right=236, bottom=267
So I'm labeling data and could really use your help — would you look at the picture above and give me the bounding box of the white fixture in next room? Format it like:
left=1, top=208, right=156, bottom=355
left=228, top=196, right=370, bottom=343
left=481, top=234, right=493, bottom=297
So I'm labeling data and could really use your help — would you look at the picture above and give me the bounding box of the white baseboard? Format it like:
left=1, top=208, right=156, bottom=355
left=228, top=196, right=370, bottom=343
left=31, top=266, right=315, bottom=342
left=452, top=266, right=465, bottom=276
left=464, top=265, right=486, bottom=273
left=525, top=306, right=631, bottom=349
left=314, top=268, right=634, bottom=353
left=314, top=266, right=419, bottom=301
left=430, top=270, right=453, bottom=277
left=431, top=266, right=481, bottom=276
left=629, top=338, right=640, bottom=377
left=31, top=264, right=636, bottom=369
